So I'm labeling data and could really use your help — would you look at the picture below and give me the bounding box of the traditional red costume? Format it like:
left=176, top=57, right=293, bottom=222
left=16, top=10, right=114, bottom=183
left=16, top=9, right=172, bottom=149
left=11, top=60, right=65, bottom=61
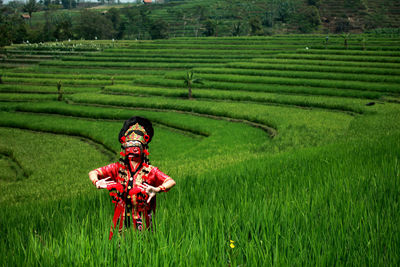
left=90, top=116, right=175, bottom=239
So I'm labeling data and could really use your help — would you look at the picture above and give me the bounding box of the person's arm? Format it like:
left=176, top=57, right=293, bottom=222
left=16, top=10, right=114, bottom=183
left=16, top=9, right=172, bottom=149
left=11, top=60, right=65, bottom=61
left=154, top=177, right=176, bottom=193
left=140, top=168, right=176, bottom=203
left=89, top=170, right=101, bottom=188
left=88, top=163, right=119, bottom=189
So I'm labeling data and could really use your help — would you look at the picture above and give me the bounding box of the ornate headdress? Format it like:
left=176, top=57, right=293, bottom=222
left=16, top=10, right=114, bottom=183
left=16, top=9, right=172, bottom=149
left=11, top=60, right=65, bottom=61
left=117, top=116, right=154, bottom=183
left=119, top=116, right=154, bottom=145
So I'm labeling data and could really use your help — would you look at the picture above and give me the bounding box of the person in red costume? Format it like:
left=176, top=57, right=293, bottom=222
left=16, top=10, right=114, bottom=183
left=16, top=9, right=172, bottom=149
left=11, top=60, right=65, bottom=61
left=88, top=116, right=176, bottom=239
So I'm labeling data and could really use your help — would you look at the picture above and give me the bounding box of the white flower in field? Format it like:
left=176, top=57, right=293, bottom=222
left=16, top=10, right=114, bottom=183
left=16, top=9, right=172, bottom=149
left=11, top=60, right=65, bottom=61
left=112, top=38, right=115, bottom=42
left=68, top=39, right=71, bottom=42
left=305, top=47, right=309, bottom=50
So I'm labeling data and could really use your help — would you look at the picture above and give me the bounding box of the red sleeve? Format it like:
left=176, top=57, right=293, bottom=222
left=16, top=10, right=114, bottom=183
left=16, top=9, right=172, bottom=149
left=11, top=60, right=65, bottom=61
left=94, top=163, right=119, bottom=180
left=147, top=167, right=174, bottom=189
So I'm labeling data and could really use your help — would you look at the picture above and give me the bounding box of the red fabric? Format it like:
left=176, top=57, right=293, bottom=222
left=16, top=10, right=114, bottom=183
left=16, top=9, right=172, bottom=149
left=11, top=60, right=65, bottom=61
left=95, top=163, right=120, bottom=180
left=96, top=163, right=172, bottom=188
left=146, top=168, right=171, bottom=188
left=109, top=199, right=125, bottom=240
left=96, top=162, right=173, bottom=239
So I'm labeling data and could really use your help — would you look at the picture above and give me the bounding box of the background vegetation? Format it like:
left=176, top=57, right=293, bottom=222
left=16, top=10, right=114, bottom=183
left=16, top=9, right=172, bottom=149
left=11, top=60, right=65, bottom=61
left=1, top=0, right=400, bottom=46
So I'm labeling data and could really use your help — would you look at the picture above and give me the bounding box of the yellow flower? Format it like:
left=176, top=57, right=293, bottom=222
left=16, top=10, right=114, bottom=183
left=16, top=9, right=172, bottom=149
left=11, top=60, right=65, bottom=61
left=230, top=243, right=235, bottom=248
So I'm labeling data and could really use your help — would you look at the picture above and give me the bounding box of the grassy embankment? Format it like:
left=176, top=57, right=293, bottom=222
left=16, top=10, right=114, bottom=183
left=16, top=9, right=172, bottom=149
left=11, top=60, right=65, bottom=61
left=0, top=36, right=399, bottom=265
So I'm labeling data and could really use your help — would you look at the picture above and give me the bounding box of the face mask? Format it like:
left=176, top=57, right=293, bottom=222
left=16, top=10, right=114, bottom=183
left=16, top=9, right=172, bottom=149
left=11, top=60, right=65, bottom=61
left=124, top=141, right=143, bottom=160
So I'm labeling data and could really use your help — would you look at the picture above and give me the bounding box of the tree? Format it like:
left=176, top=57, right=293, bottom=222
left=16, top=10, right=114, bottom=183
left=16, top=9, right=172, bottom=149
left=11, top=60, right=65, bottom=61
left=187, top=5, right=208, bottom=37
left=53, top=13, right=73, bottom=40
left=23, top=0, right=38, bottom=18
left=61, top=0, right=76, bottom=9
left=74, top=9, right=115, bottom=39
left=57, top=80, right=63, bottom=101
left=308, top=0, right=321, bottom=7
left=231, top=21, right=241, bottom=36
left=149, top=19, right=168, bottom=39
left=341, top=32, right=350, bottom=49
left=183, top=71, right=202, bottom=99
left=106, top=8, right=122, bottom=38
left=249, top=17, right=263, bottom=36
left=42, top=11, right=55, bottom=41
left=0, top=11, right=28, bottom=46
left=203, top=19, right=216, bottom=36
left=43, top=0, right=51, bottom=7
left=122, top=7, right=151, bottom=40
left=290, top=6, right=321, bottom=33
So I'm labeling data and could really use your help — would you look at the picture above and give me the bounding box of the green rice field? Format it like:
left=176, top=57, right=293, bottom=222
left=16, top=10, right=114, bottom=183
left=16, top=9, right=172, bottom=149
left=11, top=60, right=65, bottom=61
left=0, top=35, right=399, bottom=266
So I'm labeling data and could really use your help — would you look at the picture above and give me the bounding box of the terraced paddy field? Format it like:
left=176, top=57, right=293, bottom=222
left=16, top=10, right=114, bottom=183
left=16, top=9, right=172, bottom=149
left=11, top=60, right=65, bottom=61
left=0, top=35, right=399, bottom=266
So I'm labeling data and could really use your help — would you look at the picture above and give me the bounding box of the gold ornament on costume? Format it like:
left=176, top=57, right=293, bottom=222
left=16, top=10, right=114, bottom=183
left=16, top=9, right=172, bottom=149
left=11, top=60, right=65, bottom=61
left=124, top=123, right=150, bottom=145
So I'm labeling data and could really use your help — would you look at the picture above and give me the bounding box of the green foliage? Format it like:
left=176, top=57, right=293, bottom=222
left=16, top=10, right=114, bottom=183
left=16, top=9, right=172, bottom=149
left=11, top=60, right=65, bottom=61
left=149, top=19, right=169, bottom=40
left=0, top=11, right=28, bottom=46
left=1, top=35, right=400, bottom=265
left=290, top=6, right=321, bottom=33
left=0, top=128, right=399, bottom=265
left=307, top=0, right=321, bottom=6
left=3, top=0, right=400, bottom=44
left=249, top=17, right=263, bottom=36
left=231, top=22, right=241, bottom=37
left=103, top=84, right=369, bottom=114
left=57, top=80, right=62, bottom=101
left=61, top=0, right=76, bottom=9
left=183, top=70, right=203, bottom=99
left=203, top=19, right=216, bottom=37
left=23, top=0, right=38, bottom=18
left=74, top=9, right=115, bottom=40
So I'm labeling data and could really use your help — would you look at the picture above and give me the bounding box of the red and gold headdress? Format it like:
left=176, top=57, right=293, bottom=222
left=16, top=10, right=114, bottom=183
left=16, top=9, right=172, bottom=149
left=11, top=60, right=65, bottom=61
left=119, top=116, right=154, bottom=145
left=120, top=123, right=150, bottom=145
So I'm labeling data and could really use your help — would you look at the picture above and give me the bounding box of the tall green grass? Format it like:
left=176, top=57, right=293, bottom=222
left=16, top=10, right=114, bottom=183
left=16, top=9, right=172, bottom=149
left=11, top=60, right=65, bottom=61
left=60, top=56, right=239, bottom=64
left=1, top=35, right=400, bottom=266
left=68, top=92, right=356, bottom=151
left=164, top=73, right=400, bottom=93
left=226, top=61, right=400, bottom=75
left=1, top=129, right=398, bottom=266
left=250, top=58, right=400, bottom=70
left=274, top=53, right=400, bottom=63
left=130, top=75, right=383, bottom=99
left=103, top=85, right=370, bottom=114
left=2, top=77, right=118, bottom=86
left=193, top=67, right=400, bottom=83
left=39, top=60, right=225, bottom=69
left=0, top=84, right=100, bottom=94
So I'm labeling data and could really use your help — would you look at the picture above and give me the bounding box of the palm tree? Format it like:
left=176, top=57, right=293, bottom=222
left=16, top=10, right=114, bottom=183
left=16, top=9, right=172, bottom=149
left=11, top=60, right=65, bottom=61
left=341, top=33, right=350, bottom=49
left=183, top=71, right=202, bottom=99
left=57, top=80, right=63, bottom=101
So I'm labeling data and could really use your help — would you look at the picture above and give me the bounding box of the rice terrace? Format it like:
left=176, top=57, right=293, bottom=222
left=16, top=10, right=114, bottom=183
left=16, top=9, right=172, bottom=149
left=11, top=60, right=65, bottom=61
left=0, top=34, right=399, bottom=265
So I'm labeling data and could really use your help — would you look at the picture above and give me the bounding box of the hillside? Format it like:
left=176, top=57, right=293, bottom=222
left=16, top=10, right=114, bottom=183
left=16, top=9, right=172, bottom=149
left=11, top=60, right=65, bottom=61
left=320, top=0, right=400, bottom=32
left=0, top=35, right=399, bottom=264
left=4, top=0, right=399, bottom=46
